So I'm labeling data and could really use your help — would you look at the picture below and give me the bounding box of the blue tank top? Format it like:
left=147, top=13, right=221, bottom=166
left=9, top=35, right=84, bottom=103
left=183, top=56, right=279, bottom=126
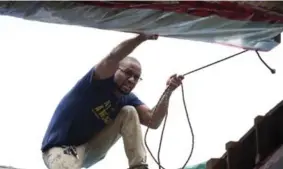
left=41, top=67, right=144, bottom=152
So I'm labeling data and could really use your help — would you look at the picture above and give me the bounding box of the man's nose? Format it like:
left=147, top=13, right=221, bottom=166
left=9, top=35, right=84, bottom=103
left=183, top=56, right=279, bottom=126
left=127, top=76, right=136, bottom=83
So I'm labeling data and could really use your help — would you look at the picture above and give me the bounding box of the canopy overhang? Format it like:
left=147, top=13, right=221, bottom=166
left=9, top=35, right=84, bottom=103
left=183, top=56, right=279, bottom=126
left=1, top=1, right=283, bottom=51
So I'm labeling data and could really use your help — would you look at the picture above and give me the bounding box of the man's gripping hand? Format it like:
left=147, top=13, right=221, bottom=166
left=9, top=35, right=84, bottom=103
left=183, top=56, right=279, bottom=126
left=137, top=33, right=159, bottom=41
left=166, top=74, right=184, bottom=92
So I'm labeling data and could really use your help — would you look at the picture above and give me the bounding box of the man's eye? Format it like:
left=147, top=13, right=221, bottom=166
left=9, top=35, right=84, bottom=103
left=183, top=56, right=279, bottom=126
left=125, top=71, right=132, bottom=75
left=134, top=76, right=140, bottom=80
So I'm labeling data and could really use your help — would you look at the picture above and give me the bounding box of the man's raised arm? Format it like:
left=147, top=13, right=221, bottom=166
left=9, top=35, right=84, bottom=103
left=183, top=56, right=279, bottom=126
left=94, top=34, right=158, bottom=80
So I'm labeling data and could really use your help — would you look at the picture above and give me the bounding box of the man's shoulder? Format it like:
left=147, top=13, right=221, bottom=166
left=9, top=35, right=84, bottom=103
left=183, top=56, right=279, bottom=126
left=121, top=92, right=144, bottom=107
left=72, top=67, right=115, bottom=89
left=125, top=92, right=139, bottom=99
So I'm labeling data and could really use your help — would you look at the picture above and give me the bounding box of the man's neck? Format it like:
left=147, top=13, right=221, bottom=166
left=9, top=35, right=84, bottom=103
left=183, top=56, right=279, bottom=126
left=113, top=89, right=124, bottom=98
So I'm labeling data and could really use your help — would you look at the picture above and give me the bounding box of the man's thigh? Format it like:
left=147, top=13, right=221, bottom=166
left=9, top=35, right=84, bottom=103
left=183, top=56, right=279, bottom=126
left=82, top=123, right=121, bottom=168
left=43, top=146, right=85, bottom=169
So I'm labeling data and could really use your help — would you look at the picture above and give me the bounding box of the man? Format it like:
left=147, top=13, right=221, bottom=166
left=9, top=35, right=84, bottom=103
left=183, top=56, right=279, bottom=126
left=41, top=33, right=184, bottom=169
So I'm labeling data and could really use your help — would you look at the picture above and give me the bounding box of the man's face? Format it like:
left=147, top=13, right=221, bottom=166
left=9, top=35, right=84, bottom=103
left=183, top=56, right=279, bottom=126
left=114, top=60, right=142, bottom=94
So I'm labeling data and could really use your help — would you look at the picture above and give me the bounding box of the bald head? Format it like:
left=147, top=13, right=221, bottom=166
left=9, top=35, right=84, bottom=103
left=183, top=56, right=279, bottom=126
left=119, top=56, right=141, bottom=67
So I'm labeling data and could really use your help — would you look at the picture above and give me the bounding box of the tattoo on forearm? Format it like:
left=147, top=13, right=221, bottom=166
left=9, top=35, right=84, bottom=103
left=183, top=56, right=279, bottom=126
left=162, top=91, right=171, bottom=102
left=151, top=91, right=171, bottom=116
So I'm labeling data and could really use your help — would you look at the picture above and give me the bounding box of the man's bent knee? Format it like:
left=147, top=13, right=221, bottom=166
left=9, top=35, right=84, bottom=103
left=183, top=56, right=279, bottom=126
left=118, top=106, right=147, bottom=167
left=119, top=105, right=140, bottom=122
left=43, top=147, right=84, bottom=169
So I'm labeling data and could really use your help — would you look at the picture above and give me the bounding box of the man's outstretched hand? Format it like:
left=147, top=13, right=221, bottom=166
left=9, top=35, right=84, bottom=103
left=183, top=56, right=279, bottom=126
left=166, top=74, right=184, bottom=92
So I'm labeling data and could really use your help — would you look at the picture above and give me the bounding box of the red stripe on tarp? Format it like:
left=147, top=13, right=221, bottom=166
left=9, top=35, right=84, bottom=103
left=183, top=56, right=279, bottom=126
left=78, top=1, right=283, bottom=24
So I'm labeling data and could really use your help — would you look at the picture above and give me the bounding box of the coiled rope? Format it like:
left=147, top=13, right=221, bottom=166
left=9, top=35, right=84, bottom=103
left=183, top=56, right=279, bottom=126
left=144, top=49, right=275, bottom=169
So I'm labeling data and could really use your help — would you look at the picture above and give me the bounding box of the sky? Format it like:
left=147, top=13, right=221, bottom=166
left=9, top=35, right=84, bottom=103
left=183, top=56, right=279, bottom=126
left=0, top=15, right=283, bottom=169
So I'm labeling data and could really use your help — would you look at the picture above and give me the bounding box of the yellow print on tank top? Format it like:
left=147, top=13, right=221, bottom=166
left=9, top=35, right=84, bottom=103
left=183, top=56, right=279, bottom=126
left=92, top=100, right=112, bottom=124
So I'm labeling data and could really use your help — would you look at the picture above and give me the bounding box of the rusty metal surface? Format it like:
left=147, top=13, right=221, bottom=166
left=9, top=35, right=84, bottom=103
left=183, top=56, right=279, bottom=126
left=237, top=1, right=283, bottom=15
left=256, top=145, right=283, bottom=169
left=206, top=100, right=283, bottom=169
